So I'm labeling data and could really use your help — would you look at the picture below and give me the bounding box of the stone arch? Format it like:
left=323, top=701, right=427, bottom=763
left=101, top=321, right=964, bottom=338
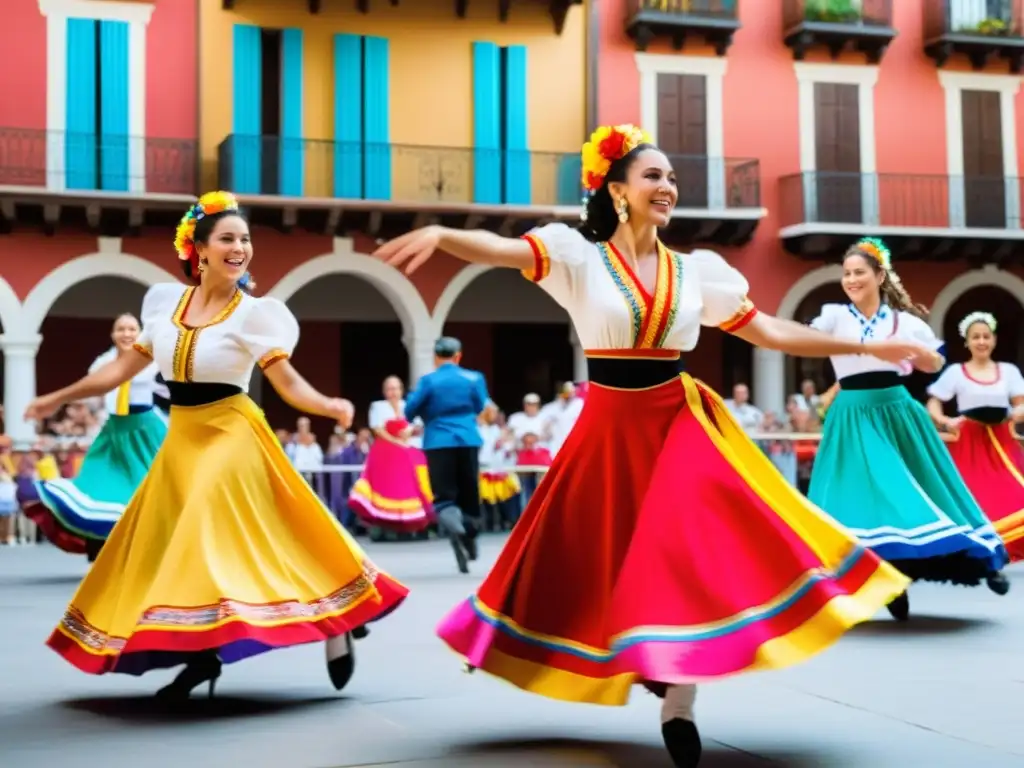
left=929, top=266, right=1024, bottom=335
left=431, top=263, right=494, bottom=330
left=0, top=275, right=23, bottom=334
left=21, top=253, right=180, bottom=335
left=267, top=238, right=433, bottom=340
left=775, top=264, right=843, bottom=321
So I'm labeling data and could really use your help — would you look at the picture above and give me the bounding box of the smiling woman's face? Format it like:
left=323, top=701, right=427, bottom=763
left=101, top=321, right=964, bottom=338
left=196, top=214, right=252, bottom=285
left=608, top=148, right=678, bottom=228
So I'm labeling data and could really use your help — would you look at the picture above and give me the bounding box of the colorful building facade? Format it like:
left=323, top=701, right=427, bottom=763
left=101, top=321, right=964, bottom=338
left=598, top=0, right=1024, bottom=411
left=0, top=0, right=591, bottom=445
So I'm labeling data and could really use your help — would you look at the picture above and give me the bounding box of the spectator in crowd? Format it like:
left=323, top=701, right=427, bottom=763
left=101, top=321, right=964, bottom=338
left=515, top=431, right=553, bottom=506
left=540, top=382, right=584, bottom=457
left=724, top=383, right=764, bottom=435
left=478, top=401, right=520, bottom=531
left=291, top=416, right=324, bottom=478
left=507, top=393, right=550, bottom=447
left=790, top=378, right=821, bottom=414
left=759, top=410, right=797, bottom=486
left=335, top=428, right=372, bottom=532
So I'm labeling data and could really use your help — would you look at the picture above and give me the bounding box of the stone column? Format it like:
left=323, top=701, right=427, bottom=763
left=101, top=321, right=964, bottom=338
left=404, top=335, right=436, bottom=387
left=569, top=327, right=587, bottom=382
left=1, top=334, right=42, bottom=449
left=752, top=347, right=787, bottom=415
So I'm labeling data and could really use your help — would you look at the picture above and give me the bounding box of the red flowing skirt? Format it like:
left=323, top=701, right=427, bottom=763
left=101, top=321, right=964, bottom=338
left=946, top=419, right=1024, bottom=562
left=348, top=437, right=434, bottom=533
left=437, top=373, right=908, bottom=707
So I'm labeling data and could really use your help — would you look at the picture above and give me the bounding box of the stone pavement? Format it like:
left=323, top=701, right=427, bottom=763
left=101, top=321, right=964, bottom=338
left=1, top=538, right=1022, bottom=768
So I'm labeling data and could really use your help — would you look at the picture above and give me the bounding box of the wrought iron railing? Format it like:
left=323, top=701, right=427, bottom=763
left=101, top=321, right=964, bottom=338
left=0, top=128, right=197, bottom=194
left=629, top=0, right=739, bottom=20
left=217, top=135, right=762, bottom=210
left=924, top=0, right=1024, bottom=39
left=784, top=0, right=893, bottom=27
left=778, top=171, right=1023, bottom=230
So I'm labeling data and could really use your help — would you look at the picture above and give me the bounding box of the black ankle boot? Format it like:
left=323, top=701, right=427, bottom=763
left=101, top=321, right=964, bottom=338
left=886, top=591, right=910, bottom=621
left=156, top=653, right=222, bottom=702
left=662, top=718, right=702, bottom=767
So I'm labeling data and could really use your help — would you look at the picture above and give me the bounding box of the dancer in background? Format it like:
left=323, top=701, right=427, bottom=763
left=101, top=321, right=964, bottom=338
left=25, top=313, right=165, bottom=562
left=477, top=401, right=521, bottom=531
left=349, top=375, right=434, bottom=534
left=807, top=239, right=1008, bottom=623
left=25, top=191, right=407, bottom=701
left=927, top=311, right=1024, bottom=563
left=375, top=125, right=926, bottom=768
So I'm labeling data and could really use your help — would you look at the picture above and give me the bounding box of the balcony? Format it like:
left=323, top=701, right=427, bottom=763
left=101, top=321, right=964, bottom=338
left=924, top=0, right=1024, bottom=71
left=625, top=0, right=741, bottom=55
left=221, top=0, right=584, bottom=34
left=0, top=127, right=198, bottom=235
left=783, top=0, right=897, bottom=62
left=216, top=136, right=764, bottom=245
left=778, top=171, right=1024, bottom=262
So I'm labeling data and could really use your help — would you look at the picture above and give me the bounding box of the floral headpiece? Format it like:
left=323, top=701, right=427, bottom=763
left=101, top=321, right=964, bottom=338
left=853, top=237, right=905, bottom=287
left=174, top=191, right=240, bottom=274
left=958, top=311, right=997, bottom=338
left=580, top=124, right=653, bottom=198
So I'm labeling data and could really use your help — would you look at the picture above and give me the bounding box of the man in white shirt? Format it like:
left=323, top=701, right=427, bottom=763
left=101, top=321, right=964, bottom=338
left=724, top=383, right=764, bottom=435
left=507, top=393, right=550, bottom=448
left=540, top=383, right=584, bottom=457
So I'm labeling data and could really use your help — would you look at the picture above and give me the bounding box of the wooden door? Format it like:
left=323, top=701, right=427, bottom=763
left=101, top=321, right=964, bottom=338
left=962, top=90, right=1005, bottom=228
left=656, top=73, right=708, bottom=208
left=814, top=82, right=862, bottom=223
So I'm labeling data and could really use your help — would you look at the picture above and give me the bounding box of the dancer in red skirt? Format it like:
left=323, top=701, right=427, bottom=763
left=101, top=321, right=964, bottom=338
left=927, top=311, right=1024, bottom=562
left=374, top=124, right=932, bottom=767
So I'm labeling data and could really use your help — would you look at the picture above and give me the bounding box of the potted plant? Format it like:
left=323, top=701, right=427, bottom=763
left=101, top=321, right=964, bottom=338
left=804, top=0, right=861, bottom=24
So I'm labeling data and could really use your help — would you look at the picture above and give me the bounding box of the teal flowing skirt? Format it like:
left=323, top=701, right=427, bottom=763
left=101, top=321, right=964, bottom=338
left=29, top=408, right=167, bottom=552
left=808, top=385, right=1007, bottom=585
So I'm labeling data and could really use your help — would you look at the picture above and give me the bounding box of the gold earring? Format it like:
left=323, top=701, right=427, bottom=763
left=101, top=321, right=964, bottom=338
left=616, top=197, right=629, bottom=224
left=198, top=259, right=207, bottom=273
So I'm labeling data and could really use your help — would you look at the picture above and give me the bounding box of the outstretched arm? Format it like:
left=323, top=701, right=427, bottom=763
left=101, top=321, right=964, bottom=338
left=732, top=313, right=873, bottom=357
left=263, top=360, right=354, bottom=427
left=26, top=349, right=151, bottom=419
left=376, top=225, right=534, bottom=274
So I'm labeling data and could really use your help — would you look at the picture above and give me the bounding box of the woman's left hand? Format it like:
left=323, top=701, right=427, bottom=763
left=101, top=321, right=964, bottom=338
left=325, top=398, right=355, bottom=429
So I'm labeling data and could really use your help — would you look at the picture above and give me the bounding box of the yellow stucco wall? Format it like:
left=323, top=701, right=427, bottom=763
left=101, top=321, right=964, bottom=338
left=198, top=0, right=586, bottom=192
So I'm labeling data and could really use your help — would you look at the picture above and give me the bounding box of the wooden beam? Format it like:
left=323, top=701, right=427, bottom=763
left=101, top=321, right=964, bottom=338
left=454, top=0, right=468, bottom=18
left=498, top=0, right=510, bottom=22
left=308, top=0, right=321, bottom=12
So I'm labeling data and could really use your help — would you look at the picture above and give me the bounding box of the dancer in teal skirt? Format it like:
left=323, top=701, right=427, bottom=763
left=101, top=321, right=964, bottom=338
left=807, top=238, right=1009, bottom=621
left=24, top=313, right=166, bottom=562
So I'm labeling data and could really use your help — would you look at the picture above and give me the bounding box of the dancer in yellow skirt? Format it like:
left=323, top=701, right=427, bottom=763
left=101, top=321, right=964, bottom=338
left=24, top=192, right=408, bottom=701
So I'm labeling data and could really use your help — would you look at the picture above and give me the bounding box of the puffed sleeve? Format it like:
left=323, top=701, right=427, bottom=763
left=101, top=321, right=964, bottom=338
left=368, top=401, right=389, bottom=430
left=808, top=303, right=843, bottom=335
left=926, top=365, right=959, bottom=402
left=134, top=283, right=181, bottom=359
left=519, top=222, right=589, bottom=308
left=242, top=297, right=300, bottom=371
left=900, top=313, right=945, bottom=352
left=1002, top=363, right=1024, bottom=398
left=688, top=249, right=758, bottom=331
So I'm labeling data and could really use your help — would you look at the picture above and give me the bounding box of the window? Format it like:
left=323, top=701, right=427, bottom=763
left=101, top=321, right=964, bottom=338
left=472, top=42, right=528, bottom=205
left=333, top=34, right=390, bottom=200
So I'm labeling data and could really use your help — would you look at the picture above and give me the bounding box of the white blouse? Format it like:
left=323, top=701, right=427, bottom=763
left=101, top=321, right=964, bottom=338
left=89, top=346, right=160, bottom=414
left=367, top=398, right=423, bottom=447
left=133, top=282, right=299, bottom=389
left=809, top=303, right=943, bottom=380
left=521, top=223, right=755, bottom=351
left=927, top=362, right=1024, bottom=412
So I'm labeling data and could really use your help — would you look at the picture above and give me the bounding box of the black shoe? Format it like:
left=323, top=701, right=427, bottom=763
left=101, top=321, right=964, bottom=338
left=886, top=591, right=910, bottom=621
left=351, top=625, right=370, bottom=640
left=986, top=572, right=1010, bottom=595
left=662, top=718, right=702, bottom=767
left=450, top=536, right=469, bottom=574
left=85, top=540, right=103, bottom=563
left=462, top=535, right=478, bottom=562
left=326, top=633, right=355, bottom=691
left=156, top=654, right=222, bottom=702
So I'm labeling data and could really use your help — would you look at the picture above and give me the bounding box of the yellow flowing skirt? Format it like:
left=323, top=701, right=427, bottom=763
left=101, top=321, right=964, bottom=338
left=47, top=394, right=409, bottom=676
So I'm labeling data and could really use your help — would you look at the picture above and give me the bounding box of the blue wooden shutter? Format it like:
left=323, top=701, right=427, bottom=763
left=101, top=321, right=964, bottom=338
left=333, top=33, right=363, bottom=198
left=98, top=20, right=129, bottom=192
left=232, top=24, right=262, bottom=194
left=279, top=28, right=303, bottom=196
left=65, top=18, right=97, bottom=190
left=502, top=45, right=529, bottom=204
left=472, top=41, right=500, bottom=204
left=362, top=36, right=391, bottom=200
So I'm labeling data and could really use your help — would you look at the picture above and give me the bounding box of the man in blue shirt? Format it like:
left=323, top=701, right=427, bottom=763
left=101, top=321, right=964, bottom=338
left=404, top=337, right=487, bottom=574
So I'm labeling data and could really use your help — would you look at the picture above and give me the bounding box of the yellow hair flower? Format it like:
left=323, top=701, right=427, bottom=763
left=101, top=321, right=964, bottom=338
left=580, top=124, right=653, bottom=192
left=174, top=191, right=240, bottom=263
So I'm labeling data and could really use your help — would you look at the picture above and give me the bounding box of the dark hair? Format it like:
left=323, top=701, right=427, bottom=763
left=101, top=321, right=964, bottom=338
left=843, top=243, right=928, bottom=319
left=578, top=143, right=657, bottom=243
left=181, top=209, right=256, bottom=294
left=112, top=312, right=139, bottom=328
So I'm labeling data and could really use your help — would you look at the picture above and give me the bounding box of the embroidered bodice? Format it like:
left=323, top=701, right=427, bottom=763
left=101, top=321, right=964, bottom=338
left=89, top=347, right=160, bottom=414
left=133, top=282, right=299, bottom=389
left=810, top=303, right=942, bottom=379
left=927, top=362, right=1024, bottom=413
left=520, top=223, right=756, bottom=351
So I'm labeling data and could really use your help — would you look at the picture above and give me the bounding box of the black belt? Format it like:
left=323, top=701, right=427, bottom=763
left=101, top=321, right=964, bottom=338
left=128, top=405, right=152, bottom=415
left=962, top=406, right=1009, bottom=425
left=839, top=371, right=902, bottom=390
left=587, top=355, right=685, bottom=390
left=166, top=382, right=244, bottom=406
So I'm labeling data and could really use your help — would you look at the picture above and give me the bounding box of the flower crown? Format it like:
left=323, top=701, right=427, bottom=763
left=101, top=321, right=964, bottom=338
left=853, top=236, right=906, bottom=287
left=581, top=124, right=653, bottom=194
left=958, top=311, right=997, bottom=338
left=173, top=191, right=240, bottom=272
